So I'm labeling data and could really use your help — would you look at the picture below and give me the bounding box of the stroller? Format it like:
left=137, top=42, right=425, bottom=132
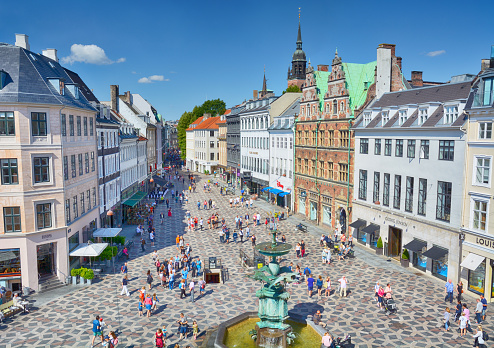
left=334, top=334, right=352, bottom=348
left=383, top=296, right=398, bottom=315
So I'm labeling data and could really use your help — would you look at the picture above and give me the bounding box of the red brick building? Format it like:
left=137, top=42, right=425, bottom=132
left=294, top=44, right=407, bottom=235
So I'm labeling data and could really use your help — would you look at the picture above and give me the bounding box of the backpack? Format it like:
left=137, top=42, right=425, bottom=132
left=121, top=265, right=125, bottom=273
left=483, top=331, right=489, bottom=341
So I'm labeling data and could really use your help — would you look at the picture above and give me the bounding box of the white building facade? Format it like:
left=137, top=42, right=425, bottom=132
left=352, top=80, right=472, bottom=282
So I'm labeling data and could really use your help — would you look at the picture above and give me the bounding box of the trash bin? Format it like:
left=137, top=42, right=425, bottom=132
left=22, top=286, right=30, bottom=296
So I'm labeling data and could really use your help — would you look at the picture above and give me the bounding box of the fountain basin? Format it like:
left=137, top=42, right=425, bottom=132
left=215, top=312, right=322, bottom=348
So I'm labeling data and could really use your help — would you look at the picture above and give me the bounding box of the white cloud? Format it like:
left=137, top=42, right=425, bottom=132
left=426, top=50, right=446, bottom=57
left=138, top=75, right=169, bottom=83
left=61, top=44, right=125, bottom=65
left=131, top=71, right=137, bottom=74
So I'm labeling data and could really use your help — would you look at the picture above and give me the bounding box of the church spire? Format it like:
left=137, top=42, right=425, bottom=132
left=287, top=8, right=307, bottom=88
left=296, top=8, right=302, bottom=50
left=261, top=67, right=267, bottom=98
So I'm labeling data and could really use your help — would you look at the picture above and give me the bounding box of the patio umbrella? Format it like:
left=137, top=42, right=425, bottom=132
left=69, top=242, right=108, bottom=267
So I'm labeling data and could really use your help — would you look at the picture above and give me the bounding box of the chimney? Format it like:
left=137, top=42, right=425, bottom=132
left=253, top=90, right=258, bottom=100
left=376, top=44, right=393, bottom=98
left=110, top=85, right=119, bottom=112
left=396, top=57, right=402, bottom=70
left=482, top=59, right=491, bottom=72
left=42, top=49, right=58, bottom=62
left=203, top=113, right=211, bottom=121
left=411, top=71, right=423, bottom=87
left=491, top=45, right=494, bottom=69
left=15, top=34, right=30, bottom=50
left=124, top=91, right=131, bottom=104
left=317, top=65, right=329, bottom=72
left=378, top=43, right=396, bottom=57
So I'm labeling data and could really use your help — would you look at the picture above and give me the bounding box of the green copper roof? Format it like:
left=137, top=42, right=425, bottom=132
left=342, top=61, right=376, bottom=116
left=313, top=71, right=330, bottom=112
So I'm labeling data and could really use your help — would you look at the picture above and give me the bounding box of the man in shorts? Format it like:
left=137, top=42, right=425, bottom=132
left=177, top=313, right=188, bottom=340
left=481, top=294, right=488, bottom=321
left=91, top=315, right=103, bottom=347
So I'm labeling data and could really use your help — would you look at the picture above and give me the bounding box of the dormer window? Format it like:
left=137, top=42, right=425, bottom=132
left=444, top=106, right=459, bottom=124
left=398, top=110, right=407, bottom=125
left=0, top=70, right=8, bottom=90
left=418, top=108, right=428, bottom=125
left=382, top=111, right=389, bottom=126
left=363, top=112, right=371, bottom=127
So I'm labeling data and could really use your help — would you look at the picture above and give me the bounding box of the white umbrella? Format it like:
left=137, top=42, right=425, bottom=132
left=69, top=242, right=108, bottom=267
left=92, top=228, right=122, bottom=238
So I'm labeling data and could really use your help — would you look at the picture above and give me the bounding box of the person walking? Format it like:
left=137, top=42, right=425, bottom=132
left=147, top=270, right=153, bottom=290
left=296, top=243, right=301, bottom=258
left=455, top=299, right=463, bottom=323
left=463, top=303, right=471, bottom=331
left=179, top=279, right=187, bottom=299
left=338, top=276, right=349, bottom=297
left=90, top=315, right=103, bottom=347
left=189, top=279, right=195, bottom=303
left=192, top=320, right=199, bottom=340
left=152, top=293, right=159, bottom=311
left=444, top=307, right=451, bottom=332
left=445, top=279, right=454, bottom=304
left=144, top=294, right=153, bottom=317
left=306, top=274, right=315, bottom=298
left=155, top=328, right=165, bottom=348
left=198, top=278, right=206, bottom=299
left=476, top=298, right=483, bottom=324
left=177, top=313, right=188, bottom=340
left=121, top=275, right=130, bottom=296
left=473, top=325, right=486, bottom=347
left=300, top=240, right=306, bottom=257
left=121, top=262, right=128, bottom=275
left=459, top=312, right=468, bottom=337
left=481, top=295, right=488, bottom=321
left=150, top=231, right=155, bottom=247
left=316, top=275, right=324, bottom=297
left=324, top=277, right=331, bottom=297
left=141, top=237, right=146, bottom=252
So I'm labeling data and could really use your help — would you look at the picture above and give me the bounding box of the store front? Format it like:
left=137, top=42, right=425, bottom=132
left=362, top=223, right=380, bottom=249
left=404, top=239, right=428, bottom=272
left=423, top=246, right=449, bottom=281
left=388, top=226, right=402, bottom=259
left=349, top=219, right=366, bottom=244
left=309, top=201, right=318, bottom=222
left=0, top=248, right=22, bottom=291
left=37, top=242, right=55, bottom=277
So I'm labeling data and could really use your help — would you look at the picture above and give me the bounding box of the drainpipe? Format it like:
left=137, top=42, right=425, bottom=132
left=314, top=120, right=321, bottom=224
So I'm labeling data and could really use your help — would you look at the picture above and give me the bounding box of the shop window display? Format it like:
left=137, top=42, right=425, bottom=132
left=432, top=252, right=448, bottom=281
left=0, top=248, right=21, bottom=277
left=468, top=260, right=486, bottom=295
left=357, top=229, right=366, bottom=244
left=413, top=250, right=427, bottom=271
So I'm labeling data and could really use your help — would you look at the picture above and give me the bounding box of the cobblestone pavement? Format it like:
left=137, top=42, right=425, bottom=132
left=0, top=173, right=489, bottom=348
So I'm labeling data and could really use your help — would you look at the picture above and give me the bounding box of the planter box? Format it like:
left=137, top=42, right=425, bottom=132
left=72, top=276, right=77, bottom=285
left=86, top=278, right=92, bottom=285
left=80, top=277, right=86, bottom=285
left=400, top=259, right=409, bottom=268
left=375, top=247, right=383, bottom=255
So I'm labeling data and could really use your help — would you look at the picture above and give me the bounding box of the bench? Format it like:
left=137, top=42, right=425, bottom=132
left=296, top=223, right=308, bottom=233
left=0, top=300, right=22, bottom=320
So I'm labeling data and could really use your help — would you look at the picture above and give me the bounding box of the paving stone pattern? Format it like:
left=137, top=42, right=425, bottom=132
left=0, top=173, right=488, bottom=347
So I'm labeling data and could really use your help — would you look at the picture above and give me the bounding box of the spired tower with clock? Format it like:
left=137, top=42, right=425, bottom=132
left=287, top=9, right=307, bottom=90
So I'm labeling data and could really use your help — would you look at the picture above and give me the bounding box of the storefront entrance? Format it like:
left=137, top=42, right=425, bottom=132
left=309, top=201, right=317, bottom=221
left=299, top=196, right=306, bottom=214
left=37, top=243, right=55, bottom=277
left=388, top=227, right=402, bottom=259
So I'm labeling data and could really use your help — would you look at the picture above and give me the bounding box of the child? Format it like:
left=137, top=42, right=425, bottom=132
left=444, top=307, right=450, bottom=331
left=99, top=317, right=106, bottom=337
left=192, top=320, right=199, bottom=340
left=152, top=293, right=159, bottom=311
left=459, top=312, right=467, bottom=337
left=162, top=325, right=168, bottom=343
left=138, top=299, right=143, bottom=316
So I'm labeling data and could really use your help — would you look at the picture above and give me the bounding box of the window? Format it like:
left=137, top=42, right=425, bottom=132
left=471, top=199, right=488, bottom=231
left=71, top=155, right=76, bottom=178
left=479, top=122, right=492, bottom=139
left=339, top=163, right=348, bottom=182
left=374, top=139, right=381, bottom=155
left=65, top=199, right=71, bottom=224
left=444, top=106, right=459, bottom=124
left=384, top=139, right=392, bottom=156
left=405, top=177, right=414, bottom=212
left=340, top=130, right=349, bottom=147
left=382, top=111, right=389, bottom=125
left=358, top=170, right=367, bottom=200
left=33, top=157, right=50, bottom=183
left=328, top=162, right=333, bottom=180
left=296, top=131, right=301, bottom=145
left=63, top=156, right=68, bottom=180
left=36, top=203, right=52, bottom=230
left=304, top=131, right=309, bottom=145
left=475, top=156, right=491, bottom=185
left=407, top=140, right=416, bottom=158
left=363, top=112, right=372, bottom=127
left=87, top=190, right=91, bottom=210
left=69, top=115, right=74, bottom=136
left=439, top=140, right=454, bottom=161
left=31, top=112, right=47, bottom=136
left=290, top=137, right=293, bottom=149
left=393, top=175, right=401, bottom=209
left=80, top=193, right=85, bottom=214
left=399, top=110, right=407, bottom=125
left=0, top=112, right=15, bottom=136
left=76, top=116, right=81, bottom=136
left=319, top=130, right=325, bottom=146
left=373, top=172, right=380, bottom=203
left=73, top=195, right=78, bottom=219
left=395, top=140, right=403, bottom=157
left=360, top=139, right=369, bottom=154
left=436, top=181, right=452, bottom=222
left=420, top=140, right=429, bottom=159
left=328, top=130, right=334, bottom=146
left=61, top=114, right=66, bottom=136
left=333, top=100, right=337, bottom=115
left=83, top=117, right=88, bottom=136
left=210, top=141, right=214, bottom=148
left=383, top=174, right=390, bottom=206
left=312, top=131, right=317, bottom=145
left=1, top=159, right=18, bottom=185
left=78, top=154, right=83, bottom=175
left=311, top=160, right=316, bottom=175
left=419, top=108, right=428, bottom=125
left=90, top=117, right=94, bottom=136
left=210, top=153, right=215, bottom=160
left=478, top=77, right=494, bottom=106
left=92, top=187, right=97, bottom=207
left=418, top=178, right=427, bottom=216
left=91, top=152, right=95, bottom=172
left=3, top=207, right=21, bottom=232
left=210, top=130, right=214, bottom=136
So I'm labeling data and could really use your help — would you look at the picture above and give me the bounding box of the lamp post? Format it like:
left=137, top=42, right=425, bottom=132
left=107, top=209, right=114, bottom=228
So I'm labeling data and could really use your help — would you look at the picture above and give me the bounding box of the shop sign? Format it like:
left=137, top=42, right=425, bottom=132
left=475, top=237, right=494, bottom=249
left=385, top=216, right=408, bottom=227
left=41, top=234, right=53, bottom=240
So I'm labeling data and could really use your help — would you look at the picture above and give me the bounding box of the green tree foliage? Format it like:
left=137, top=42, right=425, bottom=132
left=282, top=85, right=301, bottom=94
left=177, top=99, right=226, bottom=159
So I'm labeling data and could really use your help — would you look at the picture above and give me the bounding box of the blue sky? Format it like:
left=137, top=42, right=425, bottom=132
left=2, top=0, right=493, bottom=120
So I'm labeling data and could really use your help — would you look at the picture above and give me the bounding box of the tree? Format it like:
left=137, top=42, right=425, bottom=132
left=282, top=85, right=301, bottom=94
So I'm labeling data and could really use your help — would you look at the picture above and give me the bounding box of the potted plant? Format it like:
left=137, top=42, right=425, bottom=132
left=70, top=268, right=80, bottom=285
left=79, top=268, right=87, bottom=285
left=401, top=249, right=410, bottom=268
left=84, top=269, right=94, bottom=285
left=376, top=236, right=384, bottom=255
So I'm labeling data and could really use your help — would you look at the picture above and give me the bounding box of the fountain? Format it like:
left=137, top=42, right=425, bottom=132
left=248, top=228, right=299, bottom=348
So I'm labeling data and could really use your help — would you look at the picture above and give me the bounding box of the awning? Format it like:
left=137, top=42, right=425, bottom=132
left=278, top=192, right=290, bottom=197
left=69, top=242, right=108, bottom=257
left=362, top=223, right=380, bottom=234
left=349, top=219, right=366, bottom=229
left=269, top=188, right=284, bottom=195
left=461, top=253, right=485, bottom=271
left=403, top=239, right=427, bottom=253
left=92, top=228, right=122, bottom=238
left=152, top=175, right=167, bottom=186
left=122, top=191, right=147, bottom=207
left=261, top=187, right=274, bottom=192
left=422, top=246, right=448, bottom=261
